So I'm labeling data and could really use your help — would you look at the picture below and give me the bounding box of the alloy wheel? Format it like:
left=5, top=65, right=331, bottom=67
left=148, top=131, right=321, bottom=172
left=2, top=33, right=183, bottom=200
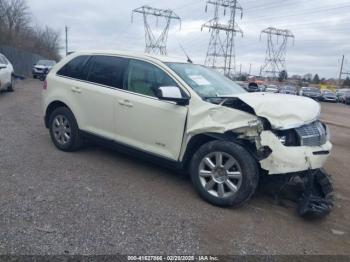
left=198, top=152, right=243, bottom=198
left=52, top=115, right=72, bottom=145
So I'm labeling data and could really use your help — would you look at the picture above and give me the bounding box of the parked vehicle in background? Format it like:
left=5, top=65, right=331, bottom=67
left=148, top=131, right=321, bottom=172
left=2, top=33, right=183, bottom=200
left=319, top=90, right=337, bottom=103
left=32, top=60, right=56, bottom=79
left=42, top=51, right=332, bottom=214
left=258, top=85, right=266, bottom=92
left=299, top=87, right=321, bottom=100
left=337, top=89, right=350, bottom=103
left=245, top=82, right=260, bottom=92
left=0, top=53, right=15, bottom=92
left=38, top=67, right=51, bottom=81
left=265, top=85, right=279, bottom=93
left=279, top=86, right=297, bottom=95
left=339, top=90, right=350, bottom=104
left=344, top=92, right=350, bottom=105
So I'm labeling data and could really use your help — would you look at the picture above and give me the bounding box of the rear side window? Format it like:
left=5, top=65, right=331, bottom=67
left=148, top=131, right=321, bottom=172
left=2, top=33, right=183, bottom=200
left=86, top=56, right=128, bottom=89
left=57, top=56, right=90, bottom=80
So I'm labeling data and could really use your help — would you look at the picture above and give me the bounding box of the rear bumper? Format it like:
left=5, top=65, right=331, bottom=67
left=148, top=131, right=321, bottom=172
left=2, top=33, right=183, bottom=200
left=33, top=72, right=44, bottom=77
left=259, top=131, right=332, bottom=175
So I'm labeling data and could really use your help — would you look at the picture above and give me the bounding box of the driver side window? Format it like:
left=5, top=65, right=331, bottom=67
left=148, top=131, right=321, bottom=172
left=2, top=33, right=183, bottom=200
left=126, top=59, right=178, bottom=97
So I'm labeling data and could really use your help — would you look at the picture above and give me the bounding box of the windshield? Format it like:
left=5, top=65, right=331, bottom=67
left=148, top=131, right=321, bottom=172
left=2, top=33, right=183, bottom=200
left=37, top=60, right=55, bottom=66
left=166, top=63, right=246, bottom=98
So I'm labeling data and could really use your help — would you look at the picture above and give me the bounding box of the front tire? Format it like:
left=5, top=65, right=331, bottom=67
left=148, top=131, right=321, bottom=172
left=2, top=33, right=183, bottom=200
left=48, top=107, right=83, bottom=152
left=190, top=140, right=259, bottom=207
left=7, top=75, right=14, bottom=92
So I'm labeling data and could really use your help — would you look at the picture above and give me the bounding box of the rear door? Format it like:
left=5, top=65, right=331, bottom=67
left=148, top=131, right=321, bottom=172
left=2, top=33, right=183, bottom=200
left=114, top=59, right=188, bottom=160
left=82, top=55, right=129, bottom=139
left=56, top=55, right=128, bottom=140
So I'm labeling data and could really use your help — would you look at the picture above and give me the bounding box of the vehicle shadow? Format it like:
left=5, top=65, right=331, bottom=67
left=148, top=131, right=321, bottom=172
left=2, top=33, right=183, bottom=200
left=78, top=140, right=310, bottom=218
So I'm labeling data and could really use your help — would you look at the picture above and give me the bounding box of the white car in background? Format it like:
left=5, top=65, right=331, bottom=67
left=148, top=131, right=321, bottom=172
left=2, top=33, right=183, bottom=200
left=265, top=84, right=279, bottom=93
left=0, top=53, right=15, bottom=92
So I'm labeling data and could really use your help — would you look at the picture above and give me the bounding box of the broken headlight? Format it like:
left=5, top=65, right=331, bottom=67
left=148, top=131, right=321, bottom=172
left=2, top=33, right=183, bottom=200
left=273, top=129, right=300, bottom=146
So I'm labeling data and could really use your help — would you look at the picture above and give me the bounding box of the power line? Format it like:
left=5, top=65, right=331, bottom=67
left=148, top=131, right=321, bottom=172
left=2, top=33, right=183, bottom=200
left=244, top=3, right=350, bottom=24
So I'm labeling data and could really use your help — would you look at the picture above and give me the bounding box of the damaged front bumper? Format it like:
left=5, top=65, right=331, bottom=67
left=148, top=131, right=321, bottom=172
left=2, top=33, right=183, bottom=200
left=259, top=169, right=333, bottom=218
left=259, top=130, right=332, bottom=175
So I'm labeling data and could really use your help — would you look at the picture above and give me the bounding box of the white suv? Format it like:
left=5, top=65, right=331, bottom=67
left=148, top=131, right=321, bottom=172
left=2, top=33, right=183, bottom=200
left=42, top=51, right=332, bottom=207
left=0, top=53, right=15, bottom=92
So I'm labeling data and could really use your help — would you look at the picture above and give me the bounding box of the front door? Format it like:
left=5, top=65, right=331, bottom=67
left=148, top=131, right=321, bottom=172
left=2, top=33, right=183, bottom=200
left=114, top=59, right=188, bottom=160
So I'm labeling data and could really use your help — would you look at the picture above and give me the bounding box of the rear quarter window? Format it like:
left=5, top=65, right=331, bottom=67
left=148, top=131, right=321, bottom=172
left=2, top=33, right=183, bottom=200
left=57, top=56, right=90, bottom=80
left=86, top=55, right=129, bottom=89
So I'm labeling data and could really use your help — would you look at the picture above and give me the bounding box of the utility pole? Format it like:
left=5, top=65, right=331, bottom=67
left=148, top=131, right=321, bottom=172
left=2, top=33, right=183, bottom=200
left=249, top=63, right=252, bottom=76
left=260, top=27, right=294, bottom=79
left=132, top=6, right=181, bottom=55
left=65, top=26, right=69, bottom=56
left=202, top=0, right=243, bottom=78
left=339, top=55, right=345, bottom=86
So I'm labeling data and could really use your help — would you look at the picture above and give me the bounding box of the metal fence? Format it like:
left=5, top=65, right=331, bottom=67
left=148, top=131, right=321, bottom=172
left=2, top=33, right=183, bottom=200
left=0, top=45, right=46, bottom=77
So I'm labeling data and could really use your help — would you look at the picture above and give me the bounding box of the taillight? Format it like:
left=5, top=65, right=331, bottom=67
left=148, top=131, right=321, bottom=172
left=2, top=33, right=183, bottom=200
left=43, top=80, right=47, bottom=90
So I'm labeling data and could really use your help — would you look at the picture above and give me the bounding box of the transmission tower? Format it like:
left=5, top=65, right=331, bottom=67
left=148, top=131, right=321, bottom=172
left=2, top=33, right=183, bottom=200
left=260, top=27, right=294, bottom=79
left=132, top=5, right=181, bottom=55
left=202, top=0, right=243, bottom=78
left=339, top=55, right=350, bottom=85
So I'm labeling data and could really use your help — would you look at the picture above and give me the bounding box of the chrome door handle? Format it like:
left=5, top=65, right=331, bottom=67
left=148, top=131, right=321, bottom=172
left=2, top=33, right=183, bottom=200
left=71, top=86, right=82, bottom=94
left=118, top=100, right=133, bottom=108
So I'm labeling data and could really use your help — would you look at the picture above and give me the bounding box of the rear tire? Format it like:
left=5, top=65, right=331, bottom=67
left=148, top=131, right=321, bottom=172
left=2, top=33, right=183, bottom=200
left=190, top=140, right=259, bottom=207
left=48, top=107, right=83, bottom=152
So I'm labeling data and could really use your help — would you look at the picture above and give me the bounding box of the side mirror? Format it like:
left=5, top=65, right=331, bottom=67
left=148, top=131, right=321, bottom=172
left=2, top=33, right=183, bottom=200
left=157, top=86, right=190, bottom=106
left=0, top=64, right=7, bottom=70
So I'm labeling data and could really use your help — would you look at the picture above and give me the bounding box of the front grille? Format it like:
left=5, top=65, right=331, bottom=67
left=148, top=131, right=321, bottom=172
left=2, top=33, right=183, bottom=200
left=295, top=121, right=327, bottom=147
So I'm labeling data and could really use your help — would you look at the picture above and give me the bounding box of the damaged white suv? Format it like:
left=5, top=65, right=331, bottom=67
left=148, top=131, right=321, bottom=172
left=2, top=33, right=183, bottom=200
left=42, top=51, right=332, bottom=209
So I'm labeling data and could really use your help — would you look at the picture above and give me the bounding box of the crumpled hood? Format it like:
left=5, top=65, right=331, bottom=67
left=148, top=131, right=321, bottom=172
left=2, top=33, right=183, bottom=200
left=234, top=92, right=321, bottom=129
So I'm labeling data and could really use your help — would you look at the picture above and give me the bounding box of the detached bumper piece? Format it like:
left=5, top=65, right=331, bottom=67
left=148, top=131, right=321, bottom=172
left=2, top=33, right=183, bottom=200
left=297, top=169, right=333, bottom=218
left=259, top=168, right=333, bottom=218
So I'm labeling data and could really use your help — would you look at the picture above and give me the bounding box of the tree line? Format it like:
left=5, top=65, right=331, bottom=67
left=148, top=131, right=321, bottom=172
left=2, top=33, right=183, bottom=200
left=0, top=0, right=60, bottom=60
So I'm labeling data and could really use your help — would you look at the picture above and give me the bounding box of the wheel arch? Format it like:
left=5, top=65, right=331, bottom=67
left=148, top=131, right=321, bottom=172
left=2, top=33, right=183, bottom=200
left=45, top=101, right=72, bottom=128
left=182, top=132, right=259, bottom=172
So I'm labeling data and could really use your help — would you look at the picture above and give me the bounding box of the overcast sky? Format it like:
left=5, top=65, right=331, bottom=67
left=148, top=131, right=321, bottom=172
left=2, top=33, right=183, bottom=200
left=27, top=0, right=350, bottom=78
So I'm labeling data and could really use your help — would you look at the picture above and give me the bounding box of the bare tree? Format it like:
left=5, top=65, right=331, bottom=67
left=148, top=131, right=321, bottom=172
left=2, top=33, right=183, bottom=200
left=0, top=0, right=30, bottom=43
left=0, top=0, right=61, bottom=60
left=34, top=26, right=61, bottom=60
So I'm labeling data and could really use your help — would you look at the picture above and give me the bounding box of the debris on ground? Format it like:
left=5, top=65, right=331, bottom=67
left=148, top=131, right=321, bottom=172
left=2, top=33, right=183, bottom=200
left=331, top=229, right=345, bottom=236
left=259, top=168, right=333, bottom=218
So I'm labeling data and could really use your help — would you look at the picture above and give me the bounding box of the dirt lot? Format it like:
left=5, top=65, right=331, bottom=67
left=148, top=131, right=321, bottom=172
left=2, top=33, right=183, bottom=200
left=0, top=79, right=350, bottom=255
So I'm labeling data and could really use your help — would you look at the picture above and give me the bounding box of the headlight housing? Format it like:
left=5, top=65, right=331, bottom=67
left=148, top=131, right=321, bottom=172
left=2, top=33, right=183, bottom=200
left=272, top=129, right=300, bottom=146
left=273, top=121, right=328, bottom=147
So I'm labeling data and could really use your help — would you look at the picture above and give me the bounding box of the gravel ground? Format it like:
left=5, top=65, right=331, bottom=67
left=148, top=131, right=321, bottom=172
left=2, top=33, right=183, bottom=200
left=0, top=79, right=349, bottom=255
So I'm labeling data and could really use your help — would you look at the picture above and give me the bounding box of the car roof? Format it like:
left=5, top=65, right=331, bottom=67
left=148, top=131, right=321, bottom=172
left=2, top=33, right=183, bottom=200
left=70, top=50, right=188, bottom=64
